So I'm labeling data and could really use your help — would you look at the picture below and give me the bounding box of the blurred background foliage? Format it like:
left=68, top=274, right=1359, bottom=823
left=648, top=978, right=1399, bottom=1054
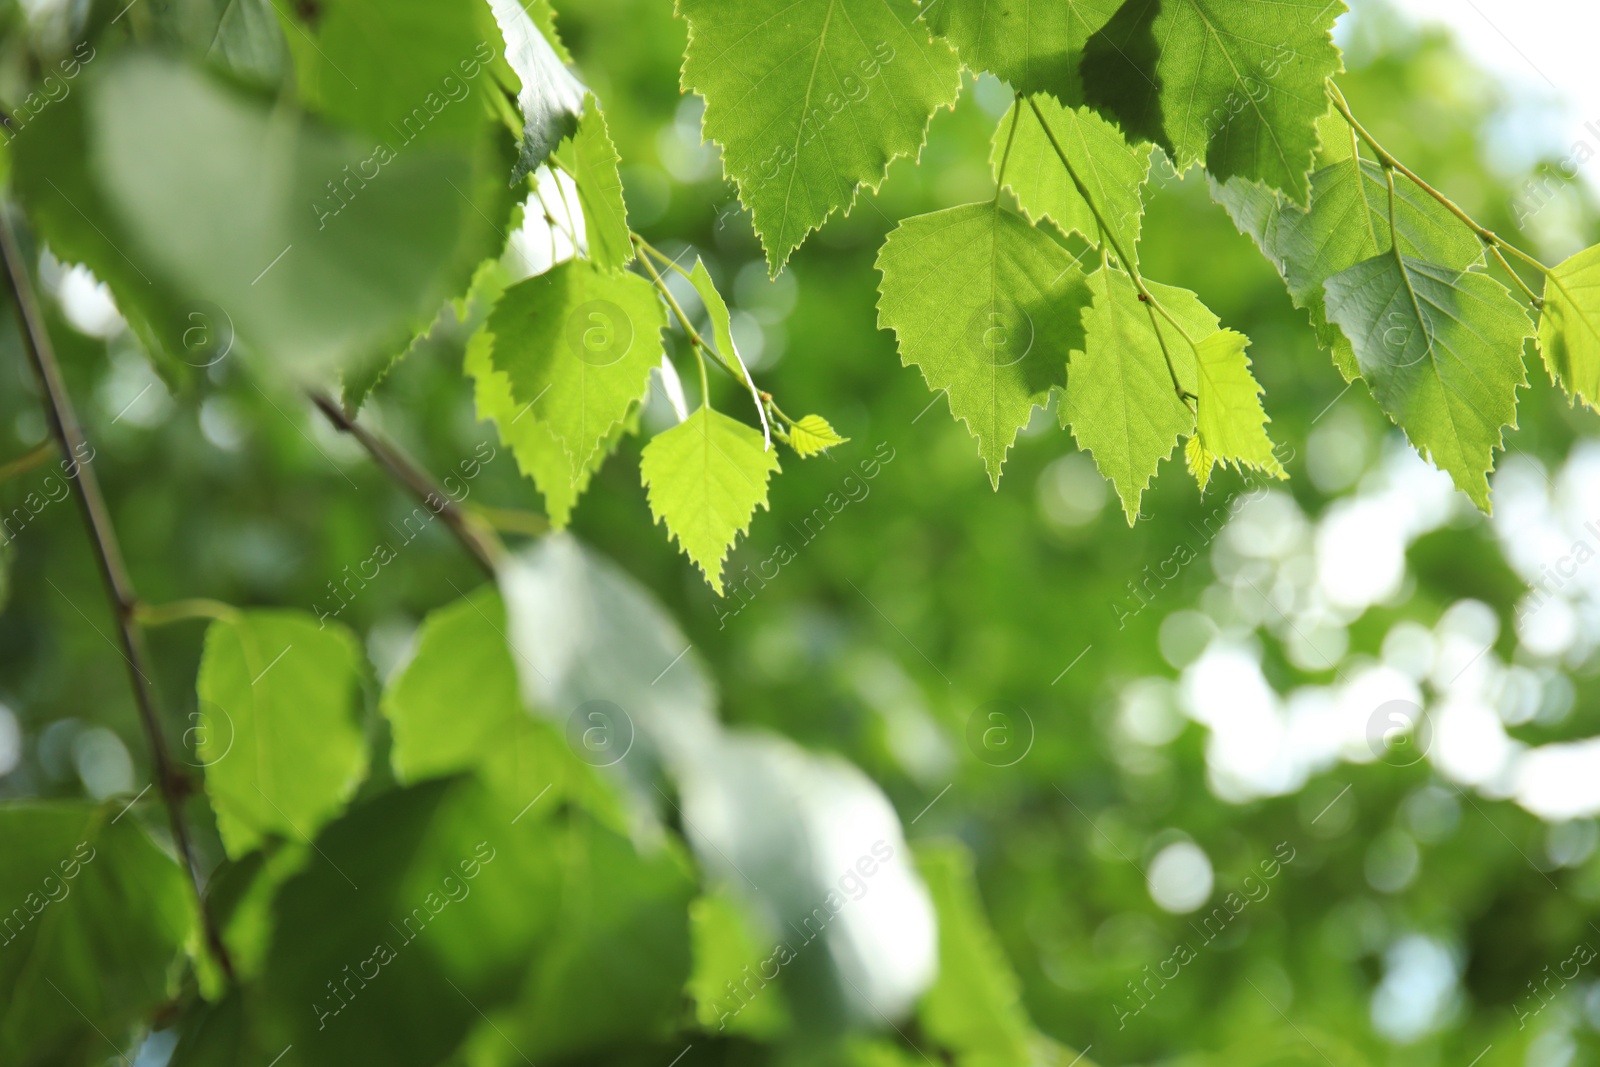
left=3, top=0, right=1600, bottom=1065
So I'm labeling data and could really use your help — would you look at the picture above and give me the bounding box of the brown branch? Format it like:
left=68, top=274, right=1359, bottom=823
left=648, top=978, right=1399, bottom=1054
left=307, top=391, right=504, bottom=577
left=0, top=207, right=236, bottom=981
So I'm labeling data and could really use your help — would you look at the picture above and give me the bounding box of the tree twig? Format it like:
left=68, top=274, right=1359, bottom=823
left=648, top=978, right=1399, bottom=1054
left=0, top=440, right=55, bottom=483
left=0, top=206, right=236, bottom=982
left=306, top=391, right=505, bottom=577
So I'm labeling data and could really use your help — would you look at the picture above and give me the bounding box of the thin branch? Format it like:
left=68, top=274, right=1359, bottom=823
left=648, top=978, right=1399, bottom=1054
left=307, top=391, right=504, bottom=577
left=631, top=239, right=711, bottom=404
left=0, top=206, right=236, bottom=982
left=0, top=440, right=55, bottom=483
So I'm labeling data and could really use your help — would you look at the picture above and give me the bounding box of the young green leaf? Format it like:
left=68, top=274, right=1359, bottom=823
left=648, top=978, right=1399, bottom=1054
left=1323, top=256, right=1533, bottom=509
left=786, top=413, right=849, bottom=457
left=1082, top=0, right=1347, bottom=203
left=993, top=95, right=1152, bottom=268
left=875, top=202, right=1091, bottom=487
left=1213, top=151, right=1482, bottom=381
left=466, top=299, right=627, bottom=529
left=1064, top=269, right=1216, bottom=523
left=687, top=892, right=793, bottom=1037
left=488, top=258, right=665, bottom=477
left=558, top=95, right=634, bottom=272
left=677, top=0, right=962, bottom=272
left=0, top=804, right=192, bottom=1067
left=640, top=406, right=781, bottom=594
left=924, top=0, right=1122, bottom=104
left=1192, top=329, right=1286, bottom=486
left=196, top=611, right=367, bottom=858
left=1538, top=243, right=1600, bottom=411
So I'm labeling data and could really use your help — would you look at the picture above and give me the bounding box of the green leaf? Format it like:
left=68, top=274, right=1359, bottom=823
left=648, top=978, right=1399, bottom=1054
left=15, top=53, right=515, bottom=382
left=486, top=0, right=588, bottom=183
left=382, top=585, right=576, bottom=809
left=557, top=94, right=634, bottom=271
left=0, top=803, right=193, bottom=1067
left=464, top=262, right=630, bottom=528
left=875, top=202, right=1091, bottom=486
left=786, top=413, right=849, bottom=457
left=1185, top=433, right=1217, bottom=492
left=1081, top=0, right=1347, bottom=203
left=146, top=0, right=290, bottom=87
left=687, top=891, right=792, bottom=1037
left=640, top=406, right=781, bottom=595
left=914, top=839, right=1096, bottom=1067
left=1192, top=329, right=1285, bottom=486
left=1538, top=243, right=1600, bottom=412
left=677, top=0, right=963, bottom=272
left=682, top=255, right=773, bottom=439
left=488, top=258, right=665, bottom=476
left=1323, top=255, right=1533, bottom=509
left=925, top=0, right=1122, bottom=104
left=994, top=94, right=1152, bottom=269
left=1212, top=149, right=1483, bottom=381
left=196, top=610, right=368, bottom=858
left=261, top=777, right=563, bottom=1067
left=1063, top=268, right=1216, bottom=523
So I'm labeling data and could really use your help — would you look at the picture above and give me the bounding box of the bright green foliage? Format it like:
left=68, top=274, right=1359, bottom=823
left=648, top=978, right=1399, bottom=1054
left=1192, top=329, right=1285, bottom=487
left=1538, top=243, right=1600, bottom=411
left=196, top=611, right=367, bottom=858
left=685, top=257, right=757, bottom=389
left=994, top=95, right=1151, bottom=267
left=1323, top=256, right=1533, bottom=508
left=916, top=840, right=1095, bottom=1067
left=0, top=804, right=192, bottom=1067
left=786, top=413, right=849, bottom=456
left=485, top=0, right=588, bottom=182
left=641, top=406, right=782, bottom=594
left=677, top=0, right=963, bottom=271
left=1082, top=0, right=1347, bottom=203
left=488, top=258, right=665, bottom=476
left=876, top=202, right=1091, bottom=487
left=381, top=586, right=561, bottom=807
left=558, top=95, right=634, bottom=271
left=688, top=892, right=793, bottom=1037
left=1213, top=148, right=1482, bottom=380
left=1064, top=269, right=1218, bottom=523
left=925, top=0, right=1122, bottom=104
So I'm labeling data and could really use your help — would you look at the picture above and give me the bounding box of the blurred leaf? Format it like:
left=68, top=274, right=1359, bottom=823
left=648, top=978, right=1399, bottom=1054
left=14, top=52, right=515, bottom=382
left=641, top=405, right=781, bottom=595
left=1192, top=328, right=1284, bottom=486
left=925, top=0, right=1120, bottom=104
left=382, top=583, right=578, bottom=810
left=488, top=258, right=664, bottom=476
left=558, top=94, right=633, bottom=271
left=995, top=95, right=1151, bottom=268
left=678, top=0, right=962, bottom=272
left=688, top=891, right=793, bottom=1037
left=1538, top=242, right=1600, bottom=411
left=1081, top=0, right=1346, bottom=203
left=197, top=610, right=367, bottom=858
left=1063, top=269, right=1214, bottom=523
left=145, top=0, right=289, bottom=87
left=261, top=776, right=561, bottom=1067
left=1323, top=254, right=1532, bottom=508
left=875, top=202, right=1090, bottom=487
left=0, top=803, right=192, bottom=1067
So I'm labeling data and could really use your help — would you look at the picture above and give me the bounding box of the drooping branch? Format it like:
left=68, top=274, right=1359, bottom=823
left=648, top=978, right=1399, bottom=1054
left=0, top=207, right=236, bottom=982
left=307, top=391, right=505, bottom=577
